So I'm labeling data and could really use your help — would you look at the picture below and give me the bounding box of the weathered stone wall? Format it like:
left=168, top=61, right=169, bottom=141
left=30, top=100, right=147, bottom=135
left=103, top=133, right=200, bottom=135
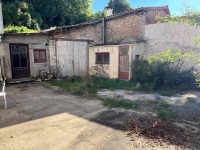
left=145, top=9, right=168, bottom=24
left=145, top=23, right=200, bottom=69
left=106, top=15, right=144, bottom=44
left=55, top=13, right=145, bottom=45
left=56, top=23, right=102, bottom=46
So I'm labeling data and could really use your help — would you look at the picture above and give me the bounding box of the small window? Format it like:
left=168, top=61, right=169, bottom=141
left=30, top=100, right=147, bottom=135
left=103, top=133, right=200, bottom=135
left=96, top=53, right=109, bottom=64
left=135, top=55, right=140, bottom=60
left=34, top=49, right=46, bottom=63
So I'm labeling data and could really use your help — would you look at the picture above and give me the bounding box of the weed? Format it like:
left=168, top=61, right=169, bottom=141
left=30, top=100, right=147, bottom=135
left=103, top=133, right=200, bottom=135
left=49, top=81, right=73, bottom=91
left=159, top=90, right=175, bottom=96
left=102, top=98, right=138, bottom=110
left=156, top=110, right=177, bottom=118
left=158, top=103, right=170, bottom=109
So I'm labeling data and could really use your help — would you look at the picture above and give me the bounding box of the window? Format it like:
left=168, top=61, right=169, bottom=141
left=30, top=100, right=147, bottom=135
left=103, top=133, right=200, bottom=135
left=34, top=49, right=46, bottom=63
left=135, top=55, right=140, bottom=60
left=96, top=53, right=109, bottom=64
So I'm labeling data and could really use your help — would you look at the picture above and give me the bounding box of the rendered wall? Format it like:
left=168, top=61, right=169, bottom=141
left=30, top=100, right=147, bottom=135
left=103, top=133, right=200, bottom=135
left=89, top=45, right=119, bottom=79
left=145, top=23, right=200, bottom=69
left=0, top=34, right=50, bottom=79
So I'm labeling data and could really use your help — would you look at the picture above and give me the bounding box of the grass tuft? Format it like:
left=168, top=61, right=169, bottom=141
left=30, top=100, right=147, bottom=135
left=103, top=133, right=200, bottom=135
left=156, top=110, right=177, bottom=118
left=103, top=98, right=138, bottom=110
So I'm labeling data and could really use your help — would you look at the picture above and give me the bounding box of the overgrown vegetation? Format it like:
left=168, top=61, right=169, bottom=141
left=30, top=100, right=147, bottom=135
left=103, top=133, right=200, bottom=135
left=50, top=76, right=136, bottom=96
left=4, top=25, right=36, bottom=33
left=103, top=98, right=138, bottom=110
left=131, top=50, right=197, bottom=91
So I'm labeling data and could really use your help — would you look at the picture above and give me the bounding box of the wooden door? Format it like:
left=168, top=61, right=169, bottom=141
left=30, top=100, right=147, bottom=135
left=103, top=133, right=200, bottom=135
left=119, top=46, right=129, bottom=80
left=10, top=44, right=30, bottom=79
left=56, top=40, right=88, bottom=77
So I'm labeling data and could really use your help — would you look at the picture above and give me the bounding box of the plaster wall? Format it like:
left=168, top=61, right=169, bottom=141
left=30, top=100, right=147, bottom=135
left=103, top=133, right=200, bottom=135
left=89, top=45, right=119, bottom=79
left=145, top=23, right=200, bottom=69
left=0, top=34, right=50, bottom=79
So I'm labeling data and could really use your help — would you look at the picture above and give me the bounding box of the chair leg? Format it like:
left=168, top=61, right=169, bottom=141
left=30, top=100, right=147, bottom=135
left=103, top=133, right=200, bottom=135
left=3, top=95, right=7, bottom=109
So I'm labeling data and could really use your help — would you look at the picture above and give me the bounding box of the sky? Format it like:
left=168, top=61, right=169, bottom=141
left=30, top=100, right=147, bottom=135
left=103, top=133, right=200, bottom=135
left=92, top=0, right=200, bottom=15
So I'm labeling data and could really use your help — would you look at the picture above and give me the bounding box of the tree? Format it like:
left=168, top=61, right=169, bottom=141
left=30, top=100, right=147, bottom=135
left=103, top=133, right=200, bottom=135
left=107, top=0, right=132, bottom=14
left=64, top=0, right=94, bottom=25
left=2, top=0, right=40, bottom=30
left=92, top=11, right=104, bottom=20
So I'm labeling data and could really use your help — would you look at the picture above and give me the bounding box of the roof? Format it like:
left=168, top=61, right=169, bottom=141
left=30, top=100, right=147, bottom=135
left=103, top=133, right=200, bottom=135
left=41, top=5, right=170, bottom=34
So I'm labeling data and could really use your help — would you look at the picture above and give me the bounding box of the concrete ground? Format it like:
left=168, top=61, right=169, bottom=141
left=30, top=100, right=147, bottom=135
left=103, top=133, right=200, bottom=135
left=0, top=83, right=198, bottom=150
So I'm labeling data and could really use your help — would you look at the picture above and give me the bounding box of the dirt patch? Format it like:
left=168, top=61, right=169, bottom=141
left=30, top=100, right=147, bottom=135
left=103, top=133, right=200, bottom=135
left=98, top=89, right=200, bottom=149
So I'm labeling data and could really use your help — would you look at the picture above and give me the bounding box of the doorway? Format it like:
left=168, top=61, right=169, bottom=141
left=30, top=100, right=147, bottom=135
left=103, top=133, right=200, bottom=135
left=10, top=44, right=30, bottom=79
left=119, top=46, right=129, bottom=80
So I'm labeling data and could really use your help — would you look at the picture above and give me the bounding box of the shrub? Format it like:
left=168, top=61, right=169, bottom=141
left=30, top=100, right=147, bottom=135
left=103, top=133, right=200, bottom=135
left=131, top=50, right=196, bottom=91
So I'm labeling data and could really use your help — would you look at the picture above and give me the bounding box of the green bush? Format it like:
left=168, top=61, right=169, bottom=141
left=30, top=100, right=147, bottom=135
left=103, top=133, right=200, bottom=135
left=4, top=25, right=37, bottom=33
left=131, top=56, right=196, bottom=91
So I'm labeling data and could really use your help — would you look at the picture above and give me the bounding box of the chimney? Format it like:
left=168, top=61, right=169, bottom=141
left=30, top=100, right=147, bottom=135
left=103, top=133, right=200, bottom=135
left=0, top=0, right=4, bottom=34
left=105, top=5, right=113, bottom=17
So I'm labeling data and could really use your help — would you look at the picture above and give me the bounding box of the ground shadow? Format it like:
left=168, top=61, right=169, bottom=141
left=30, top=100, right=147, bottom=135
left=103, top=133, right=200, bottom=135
left=0, top=82, right=200, bottom=149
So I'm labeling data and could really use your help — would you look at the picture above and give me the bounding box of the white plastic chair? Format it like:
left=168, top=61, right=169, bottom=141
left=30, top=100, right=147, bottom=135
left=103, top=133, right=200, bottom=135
left=0, top=79, right=7, bottom=109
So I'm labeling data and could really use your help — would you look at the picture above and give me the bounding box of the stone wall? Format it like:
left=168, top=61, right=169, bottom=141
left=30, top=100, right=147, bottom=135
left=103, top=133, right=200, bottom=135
left=106, top=14, right=144, bottom=44
left=56, top=23, right=102, bottom=46
left=55, top=13, right=145, bottom=46
left=145, top=9, right=169, bottom=24
left=145, top=23, right=200, bottom=69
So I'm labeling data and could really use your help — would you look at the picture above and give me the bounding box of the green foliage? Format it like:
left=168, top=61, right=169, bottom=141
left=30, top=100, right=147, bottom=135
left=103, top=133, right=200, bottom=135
left=4, top=25, right=37, bottom=33
left=156, top=110, right=177, bottom=118
left=2, top=0, right=40, bottom=30
left=158, top=90, right=175, bottom=96
left=157, top=2, right=200, bottom=27
left=49, top=81, right=73, bottom=91
left=50, top=75, right=136, bottom=96
left=158, top=103, right=170, bottom=109
left=107, top=0, right=132, bottom=14
left=2, top=0, right=94, bottom=30
left=92, top=11, right=104, bottom=20
left=131, top=50, right=196, bottom=91
left=102, top=98, right=138, bottom=110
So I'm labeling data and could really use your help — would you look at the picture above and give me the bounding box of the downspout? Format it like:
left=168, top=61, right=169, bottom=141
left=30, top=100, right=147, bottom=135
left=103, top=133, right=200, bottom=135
left=0, top=0, right=4, bottom=34
left=0, top=0, right=4, bottom=81
left=102, top=16, right=105, bottom=45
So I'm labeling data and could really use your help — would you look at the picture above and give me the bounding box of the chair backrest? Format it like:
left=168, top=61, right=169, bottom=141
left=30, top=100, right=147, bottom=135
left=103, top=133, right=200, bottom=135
left=2, top=79, right=6, bottom=93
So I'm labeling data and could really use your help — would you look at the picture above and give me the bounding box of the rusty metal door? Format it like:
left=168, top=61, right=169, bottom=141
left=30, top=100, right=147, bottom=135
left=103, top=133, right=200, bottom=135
left=10, top=44, right=30, bottom=79
left=119, top=46, right=129, bottom=80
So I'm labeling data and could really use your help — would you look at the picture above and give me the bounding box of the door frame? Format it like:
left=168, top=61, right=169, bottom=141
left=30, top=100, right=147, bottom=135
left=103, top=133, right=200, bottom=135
left=118, top=45, right=130, bottom=80
left=9, top=43, right=31, bottom=79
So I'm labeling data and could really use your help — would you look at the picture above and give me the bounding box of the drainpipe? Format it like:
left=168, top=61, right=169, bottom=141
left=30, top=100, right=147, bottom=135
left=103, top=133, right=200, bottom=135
left=0, top=0, right=4, bottom=81
left=102, top=16, right=105, bottom=45
left=0, top=0, right=4, bottom=34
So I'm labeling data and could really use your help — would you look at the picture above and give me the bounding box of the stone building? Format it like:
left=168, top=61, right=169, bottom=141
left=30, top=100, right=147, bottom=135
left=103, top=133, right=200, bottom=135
left=42, top=6, right=170, bottom=80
